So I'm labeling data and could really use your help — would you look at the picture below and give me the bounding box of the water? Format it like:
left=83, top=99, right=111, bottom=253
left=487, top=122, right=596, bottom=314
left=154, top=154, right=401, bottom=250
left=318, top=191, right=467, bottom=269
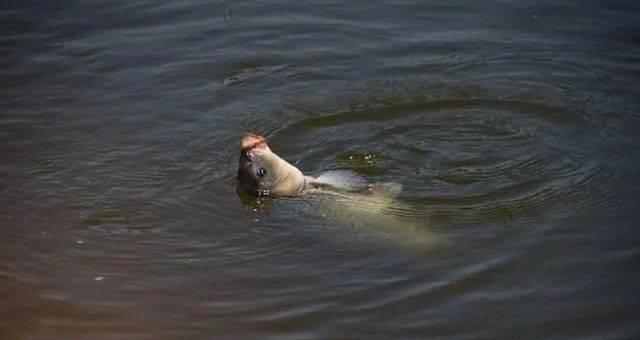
left=2, top=1, right=640, bottom=338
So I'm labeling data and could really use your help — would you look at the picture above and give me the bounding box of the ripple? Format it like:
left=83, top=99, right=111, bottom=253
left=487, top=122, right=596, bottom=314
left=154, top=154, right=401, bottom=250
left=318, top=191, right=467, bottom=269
left=275, top=95, right=625, bottom=229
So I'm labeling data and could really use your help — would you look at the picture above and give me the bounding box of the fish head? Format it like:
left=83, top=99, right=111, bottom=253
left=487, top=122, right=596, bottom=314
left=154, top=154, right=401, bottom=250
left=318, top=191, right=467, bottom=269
left=237, top=133, right=292, bottom=196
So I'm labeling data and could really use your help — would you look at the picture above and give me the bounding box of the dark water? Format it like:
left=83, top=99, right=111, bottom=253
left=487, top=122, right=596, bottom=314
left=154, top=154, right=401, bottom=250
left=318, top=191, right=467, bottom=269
left=2, top=1, right=640, bottom=339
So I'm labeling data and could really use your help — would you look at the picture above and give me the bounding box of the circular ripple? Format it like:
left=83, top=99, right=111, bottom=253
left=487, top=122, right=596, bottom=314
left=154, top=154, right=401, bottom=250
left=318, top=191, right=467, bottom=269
left=275, top=97, right=625, bottom=229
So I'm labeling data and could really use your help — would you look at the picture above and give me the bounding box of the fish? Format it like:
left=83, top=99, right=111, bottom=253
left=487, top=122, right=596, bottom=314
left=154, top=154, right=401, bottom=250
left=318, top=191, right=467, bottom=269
left=237, top=132, right=369, bottom=196
left=236, top=133, right=439, bottom=250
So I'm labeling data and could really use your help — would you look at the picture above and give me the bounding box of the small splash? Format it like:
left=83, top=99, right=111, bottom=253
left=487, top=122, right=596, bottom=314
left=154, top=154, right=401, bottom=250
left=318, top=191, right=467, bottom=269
left=345, top=152, right=377, bottom=165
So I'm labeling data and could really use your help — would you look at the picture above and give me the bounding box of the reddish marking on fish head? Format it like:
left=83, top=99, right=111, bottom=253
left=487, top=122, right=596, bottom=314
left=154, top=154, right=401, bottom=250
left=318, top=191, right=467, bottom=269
left=242, top=132, right=268, bottom=151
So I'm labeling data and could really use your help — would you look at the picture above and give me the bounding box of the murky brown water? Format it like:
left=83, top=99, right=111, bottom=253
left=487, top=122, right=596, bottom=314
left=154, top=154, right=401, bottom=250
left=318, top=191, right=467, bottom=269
left=2, top=1, right=640, bottom=339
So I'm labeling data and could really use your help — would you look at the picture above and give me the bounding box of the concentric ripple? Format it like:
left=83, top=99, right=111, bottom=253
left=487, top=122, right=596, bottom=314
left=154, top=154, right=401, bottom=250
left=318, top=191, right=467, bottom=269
left=276, top=96, right=624, bottom=229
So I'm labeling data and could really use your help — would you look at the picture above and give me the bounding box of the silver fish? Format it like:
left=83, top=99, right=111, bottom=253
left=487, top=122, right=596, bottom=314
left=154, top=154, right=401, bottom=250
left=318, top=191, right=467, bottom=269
left=237, top=133, right=368, bottom=196
left=236, top=133, right=438, bottom=250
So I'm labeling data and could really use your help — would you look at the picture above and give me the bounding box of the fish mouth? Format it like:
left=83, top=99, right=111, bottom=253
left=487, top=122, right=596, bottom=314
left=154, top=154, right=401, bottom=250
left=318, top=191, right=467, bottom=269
left=242, top=133, right=268, bottom=151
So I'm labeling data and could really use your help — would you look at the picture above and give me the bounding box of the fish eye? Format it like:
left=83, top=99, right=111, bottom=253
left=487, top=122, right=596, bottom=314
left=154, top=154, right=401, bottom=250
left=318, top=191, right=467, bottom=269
left=257, top=168, right=266, bottom=177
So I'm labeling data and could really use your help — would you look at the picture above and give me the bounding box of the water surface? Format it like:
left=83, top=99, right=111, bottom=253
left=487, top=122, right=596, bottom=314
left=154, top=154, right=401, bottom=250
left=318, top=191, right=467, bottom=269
left=2, top=1, right=640, bottom=339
